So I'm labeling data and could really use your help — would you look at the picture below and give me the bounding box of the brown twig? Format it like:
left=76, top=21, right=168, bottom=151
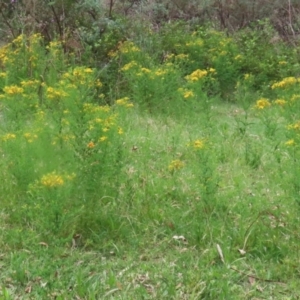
left=108, top=0, right=114, bottom=19
left=0, top=7, right=17, bottom=38
left=288, top=0, right=296, bottom=38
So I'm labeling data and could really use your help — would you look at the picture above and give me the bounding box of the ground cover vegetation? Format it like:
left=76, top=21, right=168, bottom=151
left=1, top=0, right=300, bottom=299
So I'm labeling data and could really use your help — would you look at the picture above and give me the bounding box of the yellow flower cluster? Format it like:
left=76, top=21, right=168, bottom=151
left=83, top=103, right=110, bottom=113
left=244, top=73, right=251, bottom=80
left=183, top=90, right=194, bottom=99
left=274, top=99, right=287, bottom=106
left=46, top=87, right=68, bottom=99
left=40, top=172, right=64, bottom=188
left=61, top=67, right=98, bottom=87
left=2, top=133, right=16, bottom=141
left=46, top=40, right=62, bottom=49
left=154, top=68, right=168, bottom=77
left=73, top=67, right=94, bottom=75
left=24, top=132, right=38, bottom=143
left=3, top=85, right=24, bottom=95
left=115, top=97, right=134, bottom=108
left=288, top=121, right=300, bottom=130
left=254, top=98, right=271, bottom=109
left=21, top=80, right=40, bottom=88
left=271, top=77, right=300, bottom=89
left=168, top=159, right=184, bottom=171
left=285, top=139, right=295, bottom=146
left=46, top=40, right=63, bottom=57
left=178, top=88, right=194, bottom=99
left=190, top=139, right=205, bottom=149
left=175, top=54, right=189, bottom=60
left=291, top=94, right=300, bottom=102
left=40, top=171, right=76, bottom=188
left=140, top=67, right=151, bottom=74
left=118, top=41, right=141, bottom=54
left=120, top=61, right=138, bottom=72
left=0, top=45, right=9, bottom=64
left=185, top=69, right=208, bottom=82
left=87, top=141, right=95, bottom=148
left=186, top=38, right=204, bottom=47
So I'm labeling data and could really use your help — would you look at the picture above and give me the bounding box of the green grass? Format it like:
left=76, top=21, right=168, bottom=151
left=1, top=27, right=300, bottom=299
left=1, top=102, right=300, bottom=299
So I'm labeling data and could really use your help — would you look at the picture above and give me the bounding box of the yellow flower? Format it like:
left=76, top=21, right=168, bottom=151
left=46, top=40, right=62, bottom=50
left=24, top=133, right=38, bottom=143
left=288, top=121, right=300, bottom=130
left=2, top=133, right=16, bottom=141
left=186, top=38, right=203, bottom=47
left=154, top=68, right=167, bottom=77
left=99, top=136, right=107, bottom=142
left=254, top=98, right=271, bottom=109
left=118, top=41, right=140, bottom=54
left=185, top=69, right=208, bottom=81
left=40, top=172, right=64, bottom=188
left=118, top=127, right=124, bottom=135
left=115, top=97, right=133, bottom=107
left=116, top=97, right=129, bottom=105
left=120, top=61, right=138, bottom=71
left=99, top=105, right=110, bottom=112
left=274, top=99, right=287, bottom=106
left=285, top=139, right=295, bottom=146
left=84, top=68, right=94, bottom=73
left=20, top=80, right=39, bottom=88
left=95, top=79, right=102, bottom=87
left=3, top=85, right=24, bottom=95
left=190, top=139, right=205, bottom=149
left=46, top=87, right=68, bottom=99
left=175, top=54, right=189, bottom=60
left=244, top=73, right=251, bottom=80
left=271, top=77, right=299, bottom=89
left=168, top=159, right=184, bottom=171
left=87, top=141, right=95, bottom=148
left=140, top=67, right=151, bottom=73
left=183, top=90, right=194, bottom=99
left=291, top=94, right=300, bottom=102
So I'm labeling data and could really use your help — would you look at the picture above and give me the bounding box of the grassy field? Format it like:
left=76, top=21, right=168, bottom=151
left=0, top=26, right=300, bottom=299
